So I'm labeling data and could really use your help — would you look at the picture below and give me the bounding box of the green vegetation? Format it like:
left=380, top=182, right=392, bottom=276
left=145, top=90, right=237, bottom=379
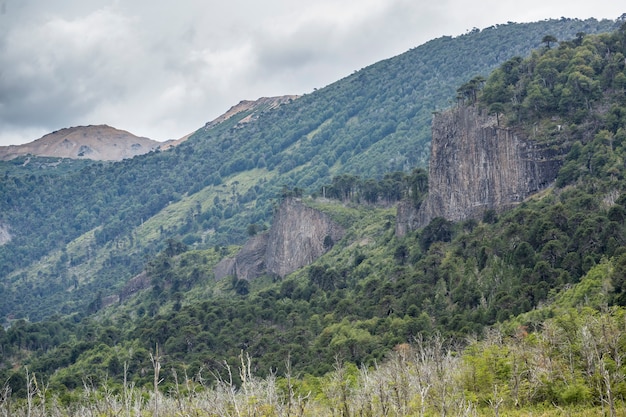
left=316, top=168, right=428, bottom=208
left=2, top=18, right=626, bottom=416
left=0, top=18, right=617, bottom=323
left=2, top=297, right=626, bottom=415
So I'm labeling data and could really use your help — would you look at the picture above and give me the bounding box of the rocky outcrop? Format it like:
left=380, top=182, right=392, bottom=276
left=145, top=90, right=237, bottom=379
left=229, top=234, right=269, bottom=281
left=214, top=198, right=345, bottom=280
left=119, top=271, right=151, bottom=302
left=159, top=96, right=301, bottom=151
left=395, top=200, right=421, bottom=237
left=202, top=96, right=300, bottom=131
left=399, top=105, right=568, bottom=233
left=265, top=198, right=345, bottom=278
left=213, top=258, right=237, bottom=282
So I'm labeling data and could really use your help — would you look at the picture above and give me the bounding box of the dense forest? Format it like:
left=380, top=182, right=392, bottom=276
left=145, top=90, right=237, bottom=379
left=2, top=17, right=626, bottom=416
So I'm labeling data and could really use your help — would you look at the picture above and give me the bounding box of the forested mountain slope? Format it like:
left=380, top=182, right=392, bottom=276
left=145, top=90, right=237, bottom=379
left=0, top=17, right=618, bottom=323
left=1, top=21, right=626, bottom=416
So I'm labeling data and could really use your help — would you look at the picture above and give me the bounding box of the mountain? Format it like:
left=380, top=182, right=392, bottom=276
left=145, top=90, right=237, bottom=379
left=0, top=125, right=162, bottom=161
left=201, top=95, right=301, bottom=130
left=1, top=19, right=626, bottom=415
left=0, top=17, right=619, bottom=323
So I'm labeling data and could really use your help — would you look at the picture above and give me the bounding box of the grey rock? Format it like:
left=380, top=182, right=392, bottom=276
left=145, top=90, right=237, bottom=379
left=214, top=198, right=345, bottom=281
left=398, top=105, right=568, bottom=232
left=265, top=198, right=345, bottom=278
left=234, top=233, right=270, bottom=281
left=213, top=257, right=237, bottom=281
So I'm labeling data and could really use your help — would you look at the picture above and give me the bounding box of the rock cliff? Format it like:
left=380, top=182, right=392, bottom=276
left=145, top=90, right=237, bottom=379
left=118, top=272, right=151, bottom=302
left=398, top=105, right=568, bottom=233
left=229, top=234, right=270, bottom=281
left=214, top=198, right=345, bottom=280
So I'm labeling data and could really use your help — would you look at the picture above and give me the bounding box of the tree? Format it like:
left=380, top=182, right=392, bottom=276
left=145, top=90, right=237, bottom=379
left=489, top=102, right=505, bottom=126
left=308, top=265, right=338, bottom=291
left=362, top=178, right=380, bottom=204
left=513, top=242, right=535, bottom=269
left=541, top=34, right=558, bottom=49
left=420, top=217, right=454, bottom=251
left=394, top=244, right=409, bottom=265
left=233, top=278, right=249, bottom=296
left=409, top=168, right=428, bottom=207
left=457, top=75, right=486, bottom=104
left=164, top=239, right=187, bottom=257
left=574, top=32, right=586, bottom=46
left=247, top=223, right=259, bottom=236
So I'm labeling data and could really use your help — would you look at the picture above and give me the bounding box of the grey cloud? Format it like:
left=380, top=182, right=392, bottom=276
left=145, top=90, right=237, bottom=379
left=0, top=0, right=624, bottom=145
left=0, top=7, right=140, bottom=127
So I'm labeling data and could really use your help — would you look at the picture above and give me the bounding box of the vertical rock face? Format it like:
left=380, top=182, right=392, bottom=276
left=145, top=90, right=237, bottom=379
left=265, top=198, right=345, bottom=278
left=213, top=234, right=269, bottom=281
left=213, top=198, right=345, bottom=280
left=405, top=106, right=567, bottom=230
left=395, top=200, right=420, bottom=237
left=234, top=234, right=270, bottom=281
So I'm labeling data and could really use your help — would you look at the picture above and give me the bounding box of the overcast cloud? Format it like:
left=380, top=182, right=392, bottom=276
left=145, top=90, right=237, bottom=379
left=0, top=0, right=623, bottom=145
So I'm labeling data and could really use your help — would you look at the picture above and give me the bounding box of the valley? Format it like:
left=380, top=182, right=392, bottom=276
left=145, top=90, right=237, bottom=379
left=1, top=16, right=626, bottom=416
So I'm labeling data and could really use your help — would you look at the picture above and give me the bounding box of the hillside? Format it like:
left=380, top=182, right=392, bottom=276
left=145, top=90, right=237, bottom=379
left=159, top=95, right=300, bottom=150
left=0, top=20, right=626, bottom=416
left=0, top=18, right=619, bottom=325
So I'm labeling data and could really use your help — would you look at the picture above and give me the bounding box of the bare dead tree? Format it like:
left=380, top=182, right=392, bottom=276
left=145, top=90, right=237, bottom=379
left=149, top=344, right=163, bottom=417
left=322, top=357, right=352, bottom=417
left=0, top=381, right=11, bottom=417
left=285, top=352, right=310, bottom=417
left=122, top=360, right=135, bottom=417
left=25, top=368, right=35, bottom=417
left=170, top=367, right=184, bottom=415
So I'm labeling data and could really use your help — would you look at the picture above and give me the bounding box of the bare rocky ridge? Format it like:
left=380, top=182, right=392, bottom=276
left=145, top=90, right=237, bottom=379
left=229, top=234, right=270, bottom=281
left=159, top=96, right=299, bottom=151
left=214, top=198, right=345, bottom=280
left=118, top=272, right=151, bottom=303
left=395, top=200, right=421, bottom=237
left=0, top=125, right=162, bottom=161
left=397, top=105, right=568, bottom=234
left=203, top=96, right=300, bottom=130
left=160, top=96, right=299, bottom=151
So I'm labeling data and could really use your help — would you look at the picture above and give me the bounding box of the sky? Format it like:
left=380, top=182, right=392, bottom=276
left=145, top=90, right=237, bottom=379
left=0, top=1, right=624, bottom=146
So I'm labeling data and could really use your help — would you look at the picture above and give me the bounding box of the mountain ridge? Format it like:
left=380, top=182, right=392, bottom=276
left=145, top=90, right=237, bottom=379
left=161, top=95, right=300, bottom=151
left=0, top=96, right=300, bottom=161
left=202, top=95, right=300, bottom=130
left=0, top=124, right=161, bottom=161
